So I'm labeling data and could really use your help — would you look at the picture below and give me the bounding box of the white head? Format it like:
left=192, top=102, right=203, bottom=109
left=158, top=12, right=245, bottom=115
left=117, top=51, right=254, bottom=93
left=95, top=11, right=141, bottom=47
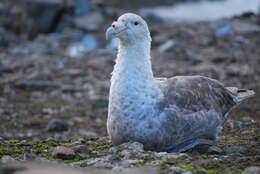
left=106, top=13, right=151, bottom=45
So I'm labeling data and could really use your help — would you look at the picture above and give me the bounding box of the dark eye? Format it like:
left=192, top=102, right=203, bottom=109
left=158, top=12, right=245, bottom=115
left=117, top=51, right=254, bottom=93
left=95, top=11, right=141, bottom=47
left=134, top=21, right=139, bottom=26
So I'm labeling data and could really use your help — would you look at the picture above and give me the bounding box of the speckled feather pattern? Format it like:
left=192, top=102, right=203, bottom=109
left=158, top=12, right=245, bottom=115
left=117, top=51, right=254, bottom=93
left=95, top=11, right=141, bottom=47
left=107, top=13, right=254, bottom=152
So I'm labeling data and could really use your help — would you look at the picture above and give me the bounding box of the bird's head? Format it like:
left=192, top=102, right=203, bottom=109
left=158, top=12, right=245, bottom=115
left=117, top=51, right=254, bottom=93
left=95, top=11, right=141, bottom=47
left=106, top=13, right=151, bottom=44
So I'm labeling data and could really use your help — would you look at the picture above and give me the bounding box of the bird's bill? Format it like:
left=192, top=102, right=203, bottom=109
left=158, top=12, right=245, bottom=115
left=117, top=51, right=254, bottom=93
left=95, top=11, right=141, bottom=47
left=105, top=26, right=127, bottom=40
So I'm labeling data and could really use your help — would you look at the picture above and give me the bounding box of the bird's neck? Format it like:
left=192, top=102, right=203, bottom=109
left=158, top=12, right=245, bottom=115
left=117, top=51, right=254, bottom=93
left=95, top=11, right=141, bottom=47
left=111, top=41, right=154, bottom=86
left=109, top=40, right=161, bottom=108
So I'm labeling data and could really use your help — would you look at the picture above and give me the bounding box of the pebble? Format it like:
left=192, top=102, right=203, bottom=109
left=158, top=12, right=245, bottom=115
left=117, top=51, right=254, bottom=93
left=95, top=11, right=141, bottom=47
left=75, top=11, right=104, bottom=32
left=74, top=0, right=91, bottom=17
left=169, top=166, right=187, bottom=174
left=46, top=119, right=69, bottom=132
left=223, top=146, right=247, bottom=154
left=207, top=146, right=223, bottom=154
left=72, top=145, right=91, bottom=153
left=158, top=39, right=176, bottom=53
left=79, top=129, right=98, bottom=137
left=22, top=152, right=39, bottom=161
left=233, top=21, right=260, bottom=34
left=119, top=142, right=144, bottom=153
left=67, top=35, right=98, bottom=58
left=213, top=23, right=234, bottom=38
left=1, top=155, right=16, bottom=163
left=52, top=146, right=75, bottom=160
left=242, top=166, right=260, bottom=174
left=227, top=119, right=254, bottom=129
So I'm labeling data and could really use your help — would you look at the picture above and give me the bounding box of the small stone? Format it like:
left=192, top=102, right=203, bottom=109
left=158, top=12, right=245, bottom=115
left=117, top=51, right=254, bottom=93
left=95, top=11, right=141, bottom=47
left=52, top=146, right=75, bottom=160
left=72, top=145, right=91, bottom=153
left=79, top=129, right=98, bottom=137
left=242, top=166, right=260, bottom=174
left=75, top=11, right=104, bottom=31
left=169, top=166, right=187, bottom=174
left=67, top=35, right=99, bottom=58
left=46, top=119, right=69, bottom=132
left=223, top=146, right=247, bottom=154
left=1, top=155, right=16, bottom=163
left=74, top=0, right=91, bottom=17
left=170, top=167, right=183, bottom=173
left=158, top=39, right=176, bottom=53
left=121, top=159, right=144, bottom=168
left=23, top=152, right=39, bottom=161
left=233, top=21, right=260, bottom=34
left=227, top=119, right=254, bottom=129
left=119, top=142, right=144, bottom=153
left=213, top=23, right=234, bottom=38
left=207, top=146, right=223, bottom=154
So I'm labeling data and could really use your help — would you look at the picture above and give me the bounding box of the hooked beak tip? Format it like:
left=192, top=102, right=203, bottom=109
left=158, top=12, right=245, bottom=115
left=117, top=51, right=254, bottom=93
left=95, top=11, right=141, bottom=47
left=106, top=27, right=114, bottom=40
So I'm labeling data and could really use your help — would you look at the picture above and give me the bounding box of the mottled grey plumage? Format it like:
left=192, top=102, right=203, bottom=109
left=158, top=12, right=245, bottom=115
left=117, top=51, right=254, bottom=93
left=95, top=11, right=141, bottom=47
left=106, top=13, right=255, bottom=152
left=156, top=76, right=253, bottom=152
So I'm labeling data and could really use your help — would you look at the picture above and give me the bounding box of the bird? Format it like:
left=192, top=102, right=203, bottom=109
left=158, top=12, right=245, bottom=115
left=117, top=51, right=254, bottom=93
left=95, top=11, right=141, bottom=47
left=105, top=13, right=255, bottom=152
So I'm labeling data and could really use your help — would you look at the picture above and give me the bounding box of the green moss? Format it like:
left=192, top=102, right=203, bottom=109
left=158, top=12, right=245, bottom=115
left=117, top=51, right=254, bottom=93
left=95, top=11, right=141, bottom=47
left=180, top=164, right=228, bottom=174
left=0, top=144, right=24, bottom=157
left=91, top=145, right=112, bottom=151
left=160, top=159, right=177, bottom=165
left=31, top=144, right=50, bottom=154
left=80, top=163, right=90, bottom=167
left=7, top=139, right=20, bottom=144
left=134, top=161, right=145, bottom=167
left=63, top=153, right=82, bottom=163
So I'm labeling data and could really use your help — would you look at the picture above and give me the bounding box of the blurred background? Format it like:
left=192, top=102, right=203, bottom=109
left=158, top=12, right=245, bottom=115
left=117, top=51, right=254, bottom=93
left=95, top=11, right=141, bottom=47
left=0, top=0, right=260, bottom=141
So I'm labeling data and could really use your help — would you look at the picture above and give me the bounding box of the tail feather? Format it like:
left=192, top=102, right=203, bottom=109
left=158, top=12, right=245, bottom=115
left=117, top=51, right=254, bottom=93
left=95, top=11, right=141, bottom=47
left=226, top=87, right=255, bottom=103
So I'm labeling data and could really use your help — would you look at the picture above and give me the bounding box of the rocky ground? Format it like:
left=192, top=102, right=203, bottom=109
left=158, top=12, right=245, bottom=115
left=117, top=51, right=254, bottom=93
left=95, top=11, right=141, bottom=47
left=0, top=0, right=260, bottom=174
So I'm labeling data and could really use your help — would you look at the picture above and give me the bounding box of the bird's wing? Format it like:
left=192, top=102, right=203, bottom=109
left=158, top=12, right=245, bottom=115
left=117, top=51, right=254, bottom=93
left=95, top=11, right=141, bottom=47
left=155, top=76, right=254, bottom=152
left=156, top=76, right=237, bottom=144
left=158, top=75, right=236, bottom=117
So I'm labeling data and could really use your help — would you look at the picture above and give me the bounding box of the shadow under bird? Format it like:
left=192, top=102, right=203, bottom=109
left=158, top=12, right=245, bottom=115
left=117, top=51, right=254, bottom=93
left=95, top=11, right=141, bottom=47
left=105, top=13, right=255, bottom=152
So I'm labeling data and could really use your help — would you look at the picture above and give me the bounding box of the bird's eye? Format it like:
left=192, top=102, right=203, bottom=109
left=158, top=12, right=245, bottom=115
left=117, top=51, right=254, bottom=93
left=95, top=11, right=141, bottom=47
left=134, top=21, right=139, bottom=26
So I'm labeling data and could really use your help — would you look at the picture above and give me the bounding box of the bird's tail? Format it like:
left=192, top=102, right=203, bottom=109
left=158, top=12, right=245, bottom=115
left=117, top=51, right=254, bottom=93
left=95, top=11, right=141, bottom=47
left=226, top=87, right=255, bottom=103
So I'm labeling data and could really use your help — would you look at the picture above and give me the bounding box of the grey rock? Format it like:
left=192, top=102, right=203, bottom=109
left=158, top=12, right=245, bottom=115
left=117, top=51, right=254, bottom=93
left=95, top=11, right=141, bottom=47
left=1, top=155, right=16, bottom=163
left=92, top=98, right=108, bottom=108
left=47, top=33, right=61, bottom=42
left=118, top=142, right=144, bottom=153
left=213, top=23, right=234, bottom=38
left=158, top=40, right=176, bottom=53
left=233, top=21, right=260, bottom=34
left=227, top=119, right=254, bottom=129
left=79, top=129, right=98, bottom=137
left=242, top=166, right=260, bottom=174
left=26, top=0, right=71, bottom=37
left=46, top=119, right=69, bottom=132
left=74, top=0, right=91, bottom=17
left=72, top=145, right=91, bottom=153
left=207, top=146, right=223, bottom=154
left=75, top=11, right=104, bottom=32
left=15, top=80, right=61, bottom=90
left=22, top=152, right=39, bottom=161
left=223, top=146, right=247, bottom=154
left=67, top=35, right=99, bottom=58
left=52, top=146, right=75, bottom=160
left=143, top=13, right=163, bottom=24
left=169, top=166, right=187, bottom=174
left=12, top=42, right=50, bottom=57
